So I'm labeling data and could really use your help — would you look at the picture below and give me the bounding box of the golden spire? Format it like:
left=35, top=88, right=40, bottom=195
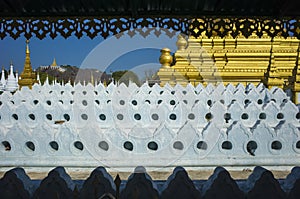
left=51, top=58, right=57, bottom=66
left=26, top=40, right=30, bottom=54
left=18, top=40, right=38, bottom=89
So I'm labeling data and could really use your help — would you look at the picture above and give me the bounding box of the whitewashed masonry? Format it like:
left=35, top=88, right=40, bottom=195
left=0, top=81, right=299, bottom=171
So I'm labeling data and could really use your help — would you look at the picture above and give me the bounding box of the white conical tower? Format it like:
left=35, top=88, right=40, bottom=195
left=15, top=70, right=18, bottom=83
left=0, top=66, right=6, bottom=90
left=6, top=62, right=18, bottom=92
left=0, top=68, right=4, bottom=91
left=44, top=75, right=49, bottom=85
left=37, top=73, right=41, bottom=84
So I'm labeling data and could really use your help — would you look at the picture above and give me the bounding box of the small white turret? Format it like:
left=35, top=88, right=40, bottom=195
left=5, top=62, right=18, bottom=92
left=37, top=73, right=41, bottom=84
left=0, top=66, right=6, bottom=90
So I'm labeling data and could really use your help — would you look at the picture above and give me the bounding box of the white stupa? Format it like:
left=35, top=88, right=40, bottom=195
left=5, top=62, right=18, bottom=92
left=0, top=62, right=19, bottom=92
left=0, top=66, right=6, bottom=91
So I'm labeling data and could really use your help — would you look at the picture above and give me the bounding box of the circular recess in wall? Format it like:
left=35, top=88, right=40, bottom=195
left=271, top=140, right=282, bottom=150
left=241, top=113, right=249, bottom=120
left=173, top=141, right=184, bottom=150
left=25, top=141, right=35, bottom=151
left=259, top=113, right=266, bottom=120
left=131, top=100, right=137, bottom=106
left=12, top=114, right=18, bottom=120
left=151, top=113, right=159, bottom=121
left=169, top=113, right=177, bottom=120
left=81, top=114, right=88, bottom=120
left=98, top=141, right=109, bottom=151
left=74, top=141, right=84, bottom=151
left=197, top=141, right=207, bottom=150
left=224, top=113, right=231, bottom=123
left=123, top=141, right=133, bottom=151
left=207, top=100, right=212, bottom=107
left=49, top=141, right=59, bottom=151
left=296, top=112, right=300, bottom=120
left=188, top=113, right=195, bottom=120
left=119, top=100, right=125, bottom=105
left=64, top=114, right=70, bottom=121
left=134, top=113, right=141, bottom=120
left=277, top=113, right=284, bottom=120
left=46, top=100, right=51, bottom=106
left=246, top=140, right=257, bottom=156
left=33, top=100, right=39, bottom=105
left=82, top=100, right=88, bottom=106
left=244, top=99, right=250, bottom=105
left=222, top=141, right=232, bottom=150
left=170, top=100, right=176, bottom=105
left=46, top=114, right=52, bottom=121
left=147, top=141, right=158, bottom=151
left=293, top=140, right=300, bottom=154
left=1, top=141, right=11, bottom=151
left=117, top=114, right=124, bottom=120
left=257, top=99, right=263, bottom=104
left=205, top=113, right=213, bottom=121
left=99, top=114, right=106, bottom=121
left=28, top=114, right=35, bottom=120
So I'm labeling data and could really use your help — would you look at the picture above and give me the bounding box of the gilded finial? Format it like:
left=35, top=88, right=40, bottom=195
left=176, top=34, right=187, bottom=51
left=159, top=48, right=173, bottom=68
left=26, top=40, right=30, bottom=54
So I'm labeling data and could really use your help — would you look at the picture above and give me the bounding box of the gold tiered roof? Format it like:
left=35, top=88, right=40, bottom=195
left=18, top=40, right=38, bottom=89
left=158, top=32, right=300, bottom=103
left=51, top=58, right=57, bottom=66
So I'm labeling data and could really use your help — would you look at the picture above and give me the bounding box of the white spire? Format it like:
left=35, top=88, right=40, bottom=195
left=15, top=70, right=18, bottom=83
left=44, top=75, right=49, bottom=85
left=1, top=66, right=6, bottom=87
left=37, top=73, right=40, bottom=84
left=9, top=62, right=14, bottom=76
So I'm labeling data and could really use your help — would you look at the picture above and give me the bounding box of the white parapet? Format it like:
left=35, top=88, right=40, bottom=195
left=0, top=82, right=299, bottom=171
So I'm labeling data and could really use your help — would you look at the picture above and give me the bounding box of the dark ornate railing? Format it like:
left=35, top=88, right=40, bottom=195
left=1, top=17, right=300, bottom=40
left=0, top=166, right=299, bottom=199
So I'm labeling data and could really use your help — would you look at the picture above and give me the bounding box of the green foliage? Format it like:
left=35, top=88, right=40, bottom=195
left=112, top=70, right=140, bottom=86
left=38, top=72, right=55, bottom=84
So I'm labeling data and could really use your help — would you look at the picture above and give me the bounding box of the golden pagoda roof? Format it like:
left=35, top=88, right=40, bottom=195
left=18, top=40, right=37, bottom=89
left=51, top=58, right=57, bottom=66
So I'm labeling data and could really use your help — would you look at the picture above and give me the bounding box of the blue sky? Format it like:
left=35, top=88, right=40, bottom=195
left=0, top=30, right=178, bottom=75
